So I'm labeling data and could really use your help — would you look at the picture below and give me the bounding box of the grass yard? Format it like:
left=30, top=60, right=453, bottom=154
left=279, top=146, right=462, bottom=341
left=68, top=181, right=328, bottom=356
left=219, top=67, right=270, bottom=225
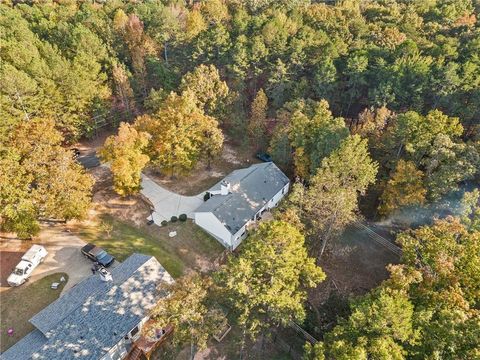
left=0, top=272, right=68, bottom=352
left=78, top=215, right=224, bottom=278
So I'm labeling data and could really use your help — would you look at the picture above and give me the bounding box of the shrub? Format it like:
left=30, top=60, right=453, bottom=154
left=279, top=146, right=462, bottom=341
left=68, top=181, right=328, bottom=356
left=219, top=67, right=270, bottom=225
left=204, top=192, right=211, bottom=201
left=171, top=216, right=178, bottom=222
left=179, top=214, right=187, bottom=222
left=161, top=220, right=168, bottom=226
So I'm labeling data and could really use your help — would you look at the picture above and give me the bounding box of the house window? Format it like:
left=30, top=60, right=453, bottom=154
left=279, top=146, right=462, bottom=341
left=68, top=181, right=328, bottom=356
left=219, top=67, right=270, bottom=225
left=282, top=187, right=286, bottom=194
left=129, top=326, right=139, bottom=338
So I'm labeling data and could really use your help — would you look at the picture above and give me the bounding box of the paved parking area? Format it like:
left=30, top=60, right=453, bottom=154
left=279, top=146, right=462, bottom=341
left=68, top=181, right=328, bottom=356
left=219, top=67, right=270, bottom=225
left=1, top=227, right=98, bottom=295
left=140, top=174, right=203, bottom=224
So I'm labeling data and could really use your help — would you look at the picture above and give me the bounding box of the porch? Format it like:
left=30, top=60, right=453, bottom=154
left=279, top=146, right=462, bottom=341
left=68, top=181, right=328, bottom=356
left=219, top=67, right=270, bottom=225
left=126, top=324, right=174, bottom=360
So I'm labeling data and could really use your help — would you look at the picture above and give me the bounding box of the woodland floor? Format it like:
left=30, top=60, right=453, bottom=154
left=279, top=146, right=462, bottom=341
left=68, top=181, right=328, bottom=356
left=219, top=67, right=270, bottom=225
left=144, top=138, right=260, bottom=196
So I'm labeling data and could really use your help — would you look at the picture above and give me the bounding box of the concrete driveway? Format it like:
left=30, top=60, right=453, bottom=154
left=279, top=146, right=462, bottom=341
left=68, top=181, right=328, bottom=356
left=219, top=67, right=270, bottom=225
left=1, top=227, right=103, bottom=295
left=140, top=174, right=203, bottom=224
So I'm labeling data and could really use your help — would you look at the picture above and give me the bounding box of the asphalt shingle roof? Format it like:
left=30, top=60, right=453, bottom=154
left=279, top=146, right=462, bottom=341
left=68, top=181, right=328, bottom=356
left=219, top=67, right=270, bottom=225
left=1, top=253, right=173, bottom=360
left=195, top=162, right=289, bottom=234
left=0, top=330, right=47, bottom=360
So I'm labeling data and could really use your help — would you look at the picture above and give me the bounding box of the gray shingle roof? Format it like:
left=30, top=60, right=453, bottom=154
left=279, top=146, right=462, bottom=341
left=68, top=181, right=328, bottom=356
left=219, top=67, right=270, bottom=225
left=195, top=162, right=289, bottom=234
left=1, top=330, right=47, bottom=360
left=1, top=254, right=173, bottom=360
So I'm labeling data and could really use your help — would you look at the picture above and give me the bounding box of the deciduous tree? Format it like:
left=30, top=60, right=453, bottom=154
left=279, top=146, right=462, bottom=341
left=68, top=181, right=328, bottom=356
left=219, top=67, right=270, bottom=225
left=270, top=99, right=348, bottom=179
left=0, top=118, right=93, bottom=237
left=218, top=221, right=325, bottom=342
left=112, top=63, right=136, bottom=120
left=179, top=64, right=229, bottom=115
left=303, top=135, right=377, bottom=257
left=147, top=273, right=224, bottom=360
left=134, top=91, right=223, bottom=176
left=422, top=135, right=480, bottom=200
left=248, top=88, right=268, bottom=149
left=378, top=160, right=426, bottom=216
left=99, top=122, right=150, bottom=196
left=322, top=288, right=415, bottom=360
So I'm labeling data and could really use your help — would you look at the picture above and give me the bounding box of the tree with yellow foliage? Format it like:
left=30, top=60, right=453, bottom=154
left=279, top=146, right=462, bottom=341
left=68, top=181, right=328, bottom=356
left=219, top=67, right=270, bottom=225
left=0, top=119, right=93, bottom=238
left=100, top=123, right=150, bottom=196
left=378, top=160, right=426, bottom=216
left=135, top=91, right=223, bottom=176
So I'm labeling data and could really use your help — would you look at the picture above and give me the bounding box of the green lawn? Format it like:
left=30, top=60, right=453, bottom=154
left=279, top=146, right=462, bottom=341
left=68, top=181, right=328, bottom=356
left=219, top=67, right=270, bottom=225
left=78, top=215, right=224, bottom=278
left=0, top=272, right=68, bottom=352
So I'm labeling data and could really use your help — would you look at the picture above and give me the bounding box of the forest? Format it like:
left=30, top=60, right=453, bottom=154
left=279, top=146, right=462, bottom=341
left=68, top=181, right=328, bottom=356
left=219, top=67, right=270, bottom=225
left=0, top=0, right=479, bottom=359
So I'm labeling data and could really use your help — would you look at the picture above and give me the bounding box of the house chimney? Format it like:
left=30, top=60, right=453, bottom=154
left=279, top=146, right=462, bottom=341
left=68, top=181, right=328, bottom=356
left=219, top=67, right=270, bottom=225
left=220, top=181, right=230, bottom=195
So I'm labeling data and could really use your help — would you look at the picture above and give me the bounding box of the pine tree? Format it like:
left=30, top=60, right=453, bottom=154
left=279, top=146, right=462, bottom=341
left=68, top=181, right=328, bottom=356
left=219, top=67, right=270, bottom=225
left=248, top=88, right=268, bottom=149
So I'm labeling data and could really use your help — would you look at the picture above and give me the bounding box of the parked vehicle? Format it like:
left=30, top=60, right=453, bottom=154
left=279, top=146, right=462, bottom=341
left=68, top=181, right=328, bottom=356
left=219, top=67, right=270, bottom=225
left=256, top=152, right=273, bottom=162
left=7, top=245, right=48, bottom=287
left=81, top=243, right=115, bottom=267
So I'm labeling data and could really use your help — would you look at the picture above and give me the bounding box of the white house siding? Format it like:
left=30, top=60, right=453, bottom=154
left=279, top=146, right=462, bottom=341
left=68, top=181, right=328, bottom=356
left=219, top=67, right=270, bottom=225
left=231, top=225, right=248, bottom=250
left=99, top=317, right=148, bottom=360
left=194, top=212, right=233, bottom=248
left=195, top=183, right=290, bottom=251
left=268, top=183, right=289, bottom=209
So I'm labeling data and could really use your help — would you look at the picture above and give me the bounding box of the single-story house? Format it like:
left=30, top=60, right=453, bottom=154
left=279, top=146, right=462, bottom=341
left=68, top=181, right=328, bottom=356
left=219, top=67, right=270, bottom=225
left=194, top=162, right=290, bottom=250
left=1, top=254, right=173, bottom=360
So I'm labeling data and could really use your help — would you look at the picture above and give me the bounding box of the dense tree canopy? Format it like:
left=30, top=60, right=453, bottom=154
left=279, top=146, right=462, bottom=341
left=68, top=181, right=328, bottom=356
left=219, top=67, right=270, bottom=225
left=2, top=0, right=477, bottom=143
left=0, top=119, right=93, bottom=237
left=317, top=206, right=480, bottom=359
left=1, top=1, right=479, bottom=357
left=218, top=220, right=325, bottom=339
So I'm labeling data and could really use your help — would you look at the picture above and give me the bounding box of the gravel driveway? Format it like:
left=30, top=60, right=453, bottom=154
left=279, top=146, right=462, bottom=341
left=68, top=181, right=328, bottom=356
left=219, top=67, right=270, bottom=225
left=1, top=226, right=100, bottom=295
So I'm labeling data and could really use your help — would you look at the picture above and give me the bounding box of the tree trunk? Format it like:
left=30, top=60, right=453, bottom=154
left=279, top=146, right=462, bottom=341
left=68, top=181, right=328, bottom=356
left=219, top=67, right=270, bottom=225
left=164, top=42, right=168, bottom=65
left=239, top=329, right=247, bottom=360
left=318, top=208, right=340, bottom=260
left=189, top=342, right=196, bottom=360
left=206, top=155, right=212, bottom=171
left=396, top=143, right=403, bottom=159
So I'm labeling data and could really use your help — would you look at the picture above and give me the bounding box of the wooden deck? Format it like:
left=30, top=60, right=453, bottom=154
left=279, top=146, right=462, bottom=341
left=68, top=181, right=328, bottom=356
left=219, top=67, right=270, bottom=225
left=126, top=324, right=174, bottom=360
